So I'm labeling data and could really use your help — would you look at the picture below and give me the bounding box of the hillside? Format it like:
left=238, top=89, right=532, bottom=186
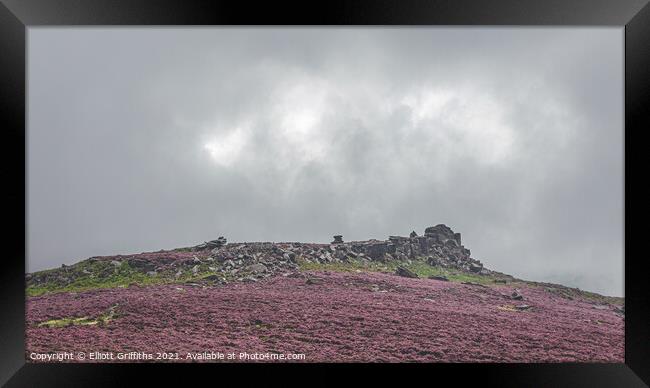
left=25, top=225, right=624, bottom=362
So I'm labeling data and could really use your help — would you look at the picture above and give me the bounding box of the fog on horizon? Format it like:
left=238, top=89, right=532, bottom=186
left=27, top=27, right=624, bottom=296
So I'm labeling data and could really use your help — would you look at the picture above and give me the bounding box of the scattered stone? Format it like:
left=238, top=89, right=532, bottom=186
left=246, top=263, right=267, bottom=274
left=511, top=291, right=524, bottom=300
left=306, top=277, right=324, bottom=285
left=469, top=263, right=483, bottom=273
left=202, top=274, right=221, bottom=282
left=592, top=305, right=610, bottom=310
left=205, top=236, right=227, bottom=249
left=127, top=258, right=156, bottom=272
left=462, top=281, right=487, bottom=288
left=395, top=266, right=418, bottom=279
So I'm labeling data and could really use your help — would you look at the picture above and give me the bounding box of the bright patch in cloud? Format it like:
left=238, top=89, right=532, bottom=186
left=203, top=126, right=248, bottom=167
left=402, top=89, right=515, bottom=165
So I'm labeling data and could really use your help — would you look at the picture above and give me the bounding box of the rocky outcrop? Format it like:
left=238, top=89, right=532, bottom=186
left=26, top=224, right=488, bottom=290
left=339, top=224, right=484, bottom=273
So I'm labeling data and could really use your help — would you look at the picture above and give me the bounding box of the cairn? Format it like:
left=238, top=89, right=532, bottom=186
left=206, top=236, right=227, bottom=249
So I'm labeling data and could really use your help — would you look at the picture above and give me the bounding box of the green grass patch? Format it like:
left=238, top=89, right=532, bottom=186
left=26, top=260, right=227, bottom=297
left=297, top=256, right=498, bottom=285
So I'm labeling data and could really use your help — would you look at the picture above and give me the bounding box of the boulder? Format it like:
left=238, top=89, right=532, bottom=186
left=395, top=266, right=418, bottom=278
left=409, top=231, right=418, bottom=238
left=206, top=236, right=227, bottom=249
left=469, top=263, right=483, bottom=273
left=424, top=224, right=455, bottom=239
left=428, top=275, right=449, bottom=282
left=127, top=258, right=156, bottom=272
left=332, top=235, right=344, bottom=244
left=511, top=291, right=524, bottom=300
left=365, top=242, right=389, bottom=260
left=306, top=277, right=323, bottom=285
left=246, top=263, right=268, bottom=274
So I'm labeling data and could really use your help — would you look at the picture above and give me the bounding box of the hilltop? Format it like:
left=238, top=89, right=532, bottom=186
left=25, top=225, right=624, bottom=362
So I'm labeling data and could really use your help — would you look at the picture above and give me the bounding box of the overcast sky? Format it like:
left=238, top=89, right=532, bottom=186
left=28, top=28, right=623, bottom=296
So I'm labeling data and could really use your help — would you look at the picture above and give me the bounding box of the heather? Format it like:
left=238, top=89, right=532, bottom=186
left=26, top=271, right=623, bottom=362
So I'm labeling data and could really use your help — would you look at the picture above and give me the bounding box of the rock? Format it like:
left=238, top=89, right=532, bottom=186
left=511, top=291, right=524, bottom=300
left=515, top=304, right=531, bottom=311
left=175, top=270, right=183, bottom=279
left=306, top=277, right=323, bottom=285
left=469, top=263, right=483, bottom=273
left=202, top=274, right=221, bottom=282
left=426, top=256, right=439, bottom=266
left=365, top=242, right=389, bottom=260
left=493, top=279, right=508, bottom=284
left=282, top=252, right=296, bottom=263
left=127, top=258, right=156, bottom=272
left=246, top=263, right=267, bottom=274
left=146, top=271, right=157, bottom=277
left=424, top=224, right=455, bottom=239
left=332, top=235, right=344, bottom=244
left=395, top=266, right=418, bottom=278
left=110, top=260, right=122, bottom=267
left=191, top=265, right=200, bottom=275
left=462, top=281, right=487, bottom=288
left=206, top=236, right=227, bottom=249
left=445, top=239, right=459, bottom=247
left=428, top=275, right=449, bottom=282
left=410, top=231, right=418, bottom=238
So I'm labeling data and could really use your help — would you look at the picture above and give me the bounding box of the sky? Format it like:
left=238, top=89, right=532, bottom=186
left=27, top=28, right=624, bottom=296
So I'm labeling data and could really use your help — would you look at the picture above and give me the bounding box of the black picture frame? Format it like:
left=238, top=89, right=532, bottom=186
left=1, top=0, right=648, bottom=386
